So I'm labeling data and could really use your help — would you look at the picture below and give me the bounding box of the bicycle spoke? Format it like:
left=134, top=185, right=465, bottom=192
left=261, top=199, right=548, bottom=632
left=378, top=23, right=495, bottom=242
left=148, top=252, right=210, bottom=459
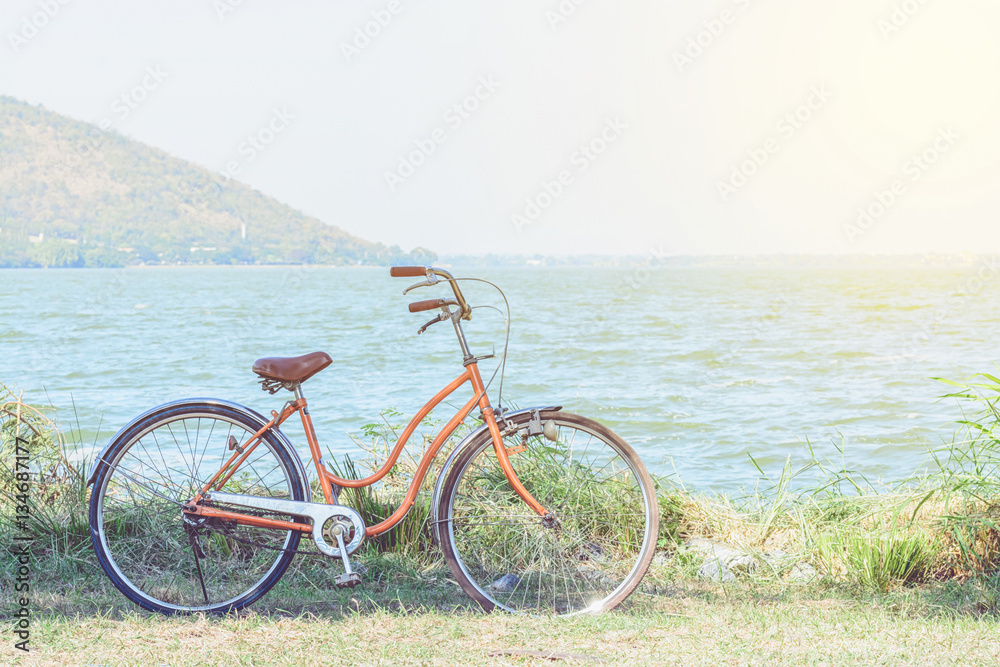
left=192, top=418, right=220, bottom=487
left=109, top=467, right=189, bottom=507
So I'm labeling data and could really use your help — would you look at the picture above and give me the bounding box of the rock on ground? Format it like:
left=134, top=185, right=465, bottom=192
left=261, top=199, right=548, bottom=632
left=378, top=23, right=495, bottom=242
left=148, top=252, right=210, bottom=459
left=686, top=539, right=758, bottom=582
left=787, top=562, right=821, bottom=582
left=697, top=558, right=737, bottom=583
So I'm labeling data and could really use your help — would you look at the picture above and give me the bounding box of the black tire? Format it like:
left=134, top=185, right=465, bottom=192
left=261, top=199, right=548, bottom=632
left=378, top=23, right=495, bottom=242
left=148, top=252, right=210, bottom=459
left=89, top=402, right=307, bottom=614
left=437, top=410, right=658, bottom=615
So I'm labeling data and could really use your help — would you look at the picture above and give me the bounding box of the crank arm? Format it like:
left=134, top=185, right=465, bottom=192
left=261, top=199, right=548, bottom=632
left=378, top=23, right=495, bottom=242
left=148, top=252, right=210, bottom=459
left=204, top=491, right=365, bottom=558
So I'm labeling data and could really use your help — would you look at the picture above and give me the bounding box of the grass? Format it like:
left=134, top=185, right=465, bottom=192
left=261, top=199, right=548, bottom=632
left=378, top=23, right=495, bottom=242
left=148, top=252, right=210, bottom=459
left=654, top=374, right=1000, bottom=592
left=12, top=585, right=1000, bottom=666
left=3, top=376, right=1000, bottom=663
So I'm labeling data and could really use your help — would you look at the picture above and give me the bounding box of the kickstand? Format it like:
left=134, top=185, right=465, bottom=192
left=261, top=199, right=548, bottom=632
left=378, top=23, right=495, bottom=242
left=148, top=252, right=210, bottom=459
left=184, top=517, right=210, bottom=603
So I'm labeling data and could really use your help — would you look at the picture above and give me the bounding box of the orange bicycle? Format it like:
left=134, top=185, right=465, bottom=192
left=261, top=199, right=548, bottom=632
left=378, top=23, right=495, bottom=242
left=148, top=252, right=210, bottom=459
left=87, top=267, right=659, bottom=616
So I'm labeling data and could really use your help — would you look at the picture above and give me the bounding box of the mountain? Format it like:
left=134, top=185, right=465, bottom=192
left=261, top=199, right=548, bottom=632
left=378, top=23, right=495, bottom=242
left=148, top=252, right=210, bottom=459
left=0, top=96, right=434, bottom=268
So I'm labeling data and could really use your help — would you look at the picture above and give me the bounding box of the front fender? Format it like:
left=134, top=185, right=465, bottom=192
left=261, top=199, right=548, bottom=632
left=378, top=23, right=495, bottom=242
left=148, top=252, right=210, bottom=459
left=86, top=398, right=312, bottom=503
left=430, top=405, right=560, bottom=546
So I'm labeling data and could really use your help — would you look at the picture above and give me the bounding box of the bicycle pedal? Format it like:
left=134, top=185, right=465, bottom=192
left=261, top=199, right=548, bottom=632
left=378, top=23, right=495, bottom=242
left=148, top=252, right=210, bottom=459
left=334, top=572, right=362, bottom=589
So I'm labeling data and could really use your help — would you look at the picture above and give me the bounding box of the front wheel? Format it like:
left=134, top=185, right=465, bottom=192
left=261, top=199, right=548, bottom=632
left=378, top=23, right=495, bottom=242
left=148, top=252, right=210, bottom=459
left=438, top=410, right=658, bottom=615
left=89, top=402, right=308, bottom=614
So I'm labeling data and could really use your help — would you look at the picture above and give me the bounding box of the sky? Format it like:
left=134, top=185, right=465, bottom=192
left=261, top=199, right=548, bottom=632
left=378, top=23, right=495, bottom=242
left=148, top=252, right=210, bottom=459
left=2, top=0, right=999, bottom=256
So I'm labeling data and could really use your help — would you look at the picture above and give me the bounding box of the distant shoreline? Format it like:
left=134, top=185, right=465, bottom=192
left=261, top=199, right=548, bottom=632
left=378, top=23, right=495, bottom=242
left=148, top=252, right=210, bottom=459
left=1, top=254, right=997, bottom=270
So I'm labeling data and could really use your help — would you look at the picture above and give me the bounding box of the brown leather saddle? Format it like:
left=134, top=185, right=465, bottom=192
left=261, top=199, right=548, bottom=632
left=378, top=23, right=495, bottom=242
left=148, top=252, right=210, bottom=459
left=252, top=351, right=332, bottom=389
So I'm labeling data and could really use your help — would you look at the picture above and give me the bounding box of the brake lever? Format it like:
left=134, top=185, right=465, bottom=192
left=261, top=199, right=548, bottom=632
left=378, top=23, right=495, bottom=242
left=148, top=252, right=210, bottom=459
left=417, top=312, right=449, bottom=335
left=403, top=274, right=440, bottom=295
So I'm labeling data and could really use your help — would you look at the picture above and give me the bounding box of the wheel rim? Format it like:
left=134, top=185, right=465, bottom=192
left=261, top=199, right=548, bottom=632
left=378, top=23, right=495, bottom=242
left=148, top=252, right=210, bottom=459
left=94, top=412, right=299, bottom=612
left=444, top=416, right=656, bottom=615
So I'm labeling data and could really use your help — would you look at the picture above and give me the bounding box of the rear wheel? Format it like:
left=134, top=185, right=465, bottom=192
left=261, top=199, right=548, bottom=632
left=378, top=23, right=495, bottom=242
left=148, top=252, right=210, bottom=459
left=438, top=410, right=658, bottom=615
left=89, top=403, right=307, bottom=614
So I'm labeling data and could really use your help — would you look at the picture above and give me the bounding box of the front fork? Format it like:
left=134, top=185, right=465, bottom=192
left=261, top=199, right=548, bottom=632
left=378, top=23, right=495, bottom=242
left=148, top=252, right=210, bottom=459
left=480, top=405, right=551, bottom=519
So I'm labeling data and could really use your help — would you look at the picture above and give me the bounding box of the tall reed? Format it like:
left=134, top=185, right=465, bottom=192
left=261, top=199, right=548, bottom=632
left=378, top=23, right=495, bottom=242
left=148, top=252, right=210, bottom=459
left=926, top=373, right=1000, bottom=572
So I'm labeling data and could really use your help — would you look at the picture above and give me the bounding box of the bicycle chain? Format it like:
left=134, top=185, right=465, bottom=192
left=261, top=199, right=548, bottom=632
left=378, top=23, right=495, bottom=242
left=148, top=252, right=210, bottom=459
left=191, top=504, right=328, bottom=558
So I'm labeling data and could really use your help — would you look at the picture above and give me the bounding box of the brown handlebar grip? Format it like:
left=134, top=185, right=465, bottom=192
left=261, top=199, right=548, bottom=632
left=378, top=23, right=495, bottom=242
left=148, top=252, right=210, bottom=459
left=409, top=299, right=447, bottom=313
left=390, top=266, right=427, bottom=277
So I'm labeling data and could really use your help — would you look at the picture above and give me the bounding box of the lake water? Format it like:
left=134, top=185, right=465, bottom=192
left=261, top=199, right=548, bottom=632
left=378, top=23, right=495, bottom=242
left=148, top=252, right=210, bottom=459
left=2, top=262, right=998, bottom=493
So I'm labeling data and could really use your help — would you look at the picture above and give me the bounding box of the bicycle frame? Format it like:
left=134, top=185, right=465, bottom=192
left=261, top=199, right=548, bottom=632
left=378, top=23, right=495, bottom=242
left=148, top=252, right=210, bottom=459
left=185, top=360, right=549, bottom=538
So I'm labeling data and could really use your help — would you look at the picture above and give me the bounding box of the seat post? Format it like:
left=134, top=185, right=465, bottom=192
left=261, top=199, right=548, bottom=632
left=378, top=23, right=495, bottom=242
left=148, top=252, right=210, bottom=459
left=292, top=383, right=305, bottom=402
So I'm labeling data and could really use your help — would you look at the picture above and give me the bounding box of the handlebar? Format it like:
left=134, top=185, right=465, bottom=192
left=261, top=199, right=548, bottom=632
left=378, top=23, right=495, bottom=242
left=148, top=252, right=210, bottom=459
left=408, top=298, right=455, bottom=313
left=390, top=266, right=472, bottom=321
left=389, top=266, right=426, bottom=278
